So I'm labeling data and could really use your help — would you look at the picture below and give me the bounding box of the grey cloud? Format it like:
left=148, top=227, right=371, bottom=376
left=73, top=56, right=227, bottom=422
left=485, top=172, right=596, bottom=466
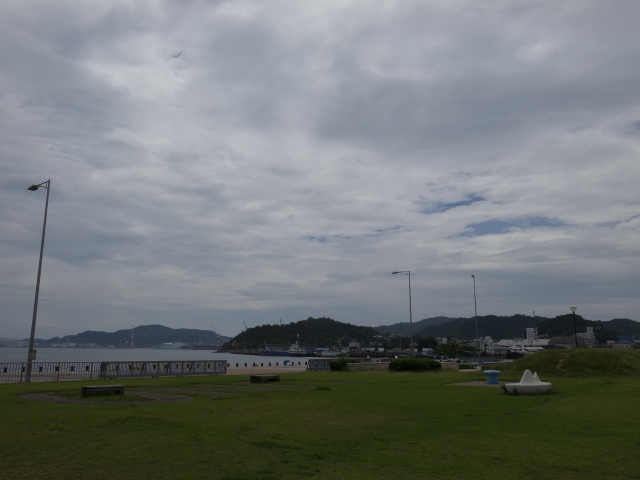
left=459, top=217, right=565, bottom=237
left=1, top=1, right=639, bottom=338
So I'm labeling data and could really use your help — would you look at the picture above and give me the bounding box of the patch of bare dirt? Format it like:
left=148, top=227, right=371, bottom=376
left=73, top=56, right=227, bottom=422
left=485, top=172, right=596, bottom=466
left=21, top=391, right=192, bottom=404
left=556, top=354, right=568, bottom=371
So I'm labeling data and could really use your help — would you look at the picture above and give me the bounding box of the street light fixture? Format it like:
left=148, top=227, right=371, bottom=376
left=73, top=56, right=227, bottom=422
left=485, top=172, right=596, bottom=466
left=26, top=180, right=50, bottom=382
left=471, top=275, right=479, bottom=359
left=392, top=271, right=412, bottom=356
left=570, top=307, right=578, bottom=348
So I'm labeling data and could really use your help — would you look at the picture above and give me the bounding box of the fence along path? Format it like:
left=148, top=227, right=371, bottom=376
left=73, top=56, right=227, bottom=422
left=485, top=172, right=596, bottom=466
left=0, top=360, right=227, bottom=384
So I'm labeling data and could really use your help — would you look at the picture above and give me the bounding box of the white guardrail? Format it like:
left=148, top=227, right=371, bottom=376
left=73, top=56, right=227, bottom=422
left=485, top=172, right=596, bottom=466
left=0, top=360, right=227, bottom=384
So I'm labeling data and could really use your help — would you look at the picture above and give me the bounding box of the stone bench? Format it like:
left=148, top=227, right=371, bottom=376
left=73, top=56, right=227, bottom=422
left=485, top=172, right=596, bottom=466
left=504, top=370, right=553, bottom=395
left=81, top=385, right=125, bottom=397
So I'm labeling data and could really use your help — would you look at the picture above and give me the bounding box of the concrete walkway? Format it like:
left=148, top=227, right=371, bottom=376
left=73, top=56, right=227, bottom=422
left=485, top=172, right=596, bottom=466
left=448, top=380, right=500, bottom=387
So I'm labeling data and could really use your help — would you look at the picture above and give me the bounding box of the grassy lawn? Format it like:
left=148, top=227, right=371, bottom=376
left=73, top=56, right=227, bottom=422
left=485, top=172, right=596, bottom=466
left=486, top=348, right=640, bottom=377
left=1, top=357, right=639, bottom=479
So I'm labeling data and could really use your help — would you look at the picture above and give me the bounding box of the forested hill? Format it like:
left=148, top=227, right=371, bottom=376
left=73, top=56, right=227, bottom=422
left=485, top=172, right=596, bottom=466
left=219, top=317, right=379, bottom=350
left=411, top=314, right=640, bottom=340
left=375, top=316, right=458, bottom=334
left=38, top=324, right=230, bottom=348
left=533, top=316, right=640, bottom=340
left=414, top=314, right=546, bottom=339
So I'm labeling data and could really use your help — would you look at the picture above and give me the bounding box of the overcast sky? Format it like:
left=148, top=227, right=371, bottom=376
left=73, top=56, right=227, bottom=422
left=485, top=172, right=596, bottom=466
left=1, top=0, right=639, bottom=339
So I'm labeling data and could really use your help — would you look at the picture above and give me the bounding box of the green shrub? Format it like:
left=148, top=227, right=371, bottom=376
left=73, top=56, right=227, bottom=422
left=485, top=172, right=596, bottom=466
left=329, top=358, right=360, bottom=371
left=389, top=358, right=442, bottom=372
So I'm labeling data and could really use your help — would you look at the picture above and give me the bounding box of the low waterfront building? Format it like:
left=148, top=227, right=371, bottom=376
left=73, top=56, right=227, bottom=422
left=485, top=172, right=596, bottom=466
left=546, top=336, right=586, bottom=349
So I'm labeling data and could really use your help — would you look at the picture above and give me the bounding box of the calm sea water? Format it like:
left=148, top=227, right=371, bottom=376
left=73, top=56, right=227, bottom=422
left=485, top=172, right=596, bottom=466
left=0, top=347, right=314, bottom=365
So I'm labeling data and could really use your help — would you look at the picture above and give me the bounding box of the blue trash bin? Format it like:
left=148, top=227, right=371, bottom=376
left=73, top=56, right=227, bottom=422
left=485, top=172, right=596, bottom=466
left=484, top=370, right=501, bottom=384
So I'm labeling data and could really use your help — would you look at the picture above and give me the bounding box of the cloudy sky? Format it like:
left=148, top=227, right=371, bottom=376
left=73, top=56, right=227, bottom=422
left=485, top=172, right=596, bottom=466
left=1, top=0, right=639, bottom=339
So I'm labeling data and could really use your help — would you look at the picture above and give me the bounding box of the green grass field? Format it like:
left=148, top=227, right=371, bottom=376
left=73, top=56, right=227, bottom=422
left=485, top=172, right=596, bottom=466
left=1, top=351, right=640, bottom=479
left=486, top=348, right=640, bottom=377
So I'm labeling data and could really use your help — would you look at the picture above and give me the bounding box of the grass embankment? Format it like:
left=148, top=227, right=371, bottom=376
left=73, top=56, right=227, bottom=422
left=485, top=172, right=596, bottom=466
left=487, top=348, right=640, bottom=377
left=1, top=354, right=640, bottom=479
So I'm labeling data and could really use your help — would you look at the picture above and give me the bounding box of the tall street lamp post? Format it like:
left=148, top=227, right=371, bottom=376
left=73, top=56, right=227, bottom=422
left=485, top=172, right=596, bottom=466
left=26, top=180, right=50, bottom=382
left=570, top=307, right=578, bottom=348
left=471, top=275, right=479, bottom=360
left=392, top=271, right=413, bottom=356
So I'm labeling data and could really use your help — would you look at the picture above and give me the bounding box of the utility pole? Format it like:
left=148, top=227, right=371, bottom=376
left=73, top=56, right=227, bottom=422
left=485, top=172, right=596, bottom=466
left=472, top=275, right=479, bottom=361
left=392, top=270, right=413, bottom=356
left=570, top=307, right=578, bottom=348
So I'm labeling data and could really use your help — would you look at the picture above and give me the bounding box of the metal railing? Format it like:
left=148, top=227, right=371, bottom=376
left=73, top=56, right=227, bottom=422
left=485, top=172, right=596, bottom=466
left=307, top=358, right=331, bottom=371
left=0, top=360, right=227, bottom=384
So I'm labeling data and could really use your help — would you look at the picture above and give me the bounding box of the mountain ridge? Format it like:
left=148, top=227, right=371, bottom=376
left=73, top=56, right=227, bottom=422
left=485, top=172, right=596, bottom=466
left=409, top=314, right=640, bottom=340
left=35, top=324, right=230, bottom=348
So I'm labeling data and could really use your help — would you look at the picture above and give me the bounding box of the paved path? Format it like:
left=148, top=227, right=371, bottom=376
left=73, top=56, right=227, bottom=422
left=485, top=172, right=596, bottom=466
left=448, top=380, right=500, bottom=387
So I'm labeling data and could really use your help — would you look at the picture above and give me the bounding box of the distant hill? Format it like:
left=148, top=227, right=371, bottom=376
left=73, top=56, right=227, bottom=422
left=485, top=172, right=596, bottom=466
left=37, top=324, right=230, bottom=348
left=532, top=315, right=640, bottom=341
left=374, top=316, right=458, bottom=335
left=605, top=319, right=640, bottom=335
left=378, top=314, right=639, bottom=341
left=414, top=314, right=545, bottom=339
left=219, top=317, right=379, bottom=350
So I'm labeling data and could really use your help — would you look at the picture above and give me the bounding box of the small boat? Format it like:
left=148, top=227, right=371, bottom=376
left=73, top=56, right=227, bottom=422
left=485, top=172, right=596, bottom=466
left=262, top=335, right=308, bottom=357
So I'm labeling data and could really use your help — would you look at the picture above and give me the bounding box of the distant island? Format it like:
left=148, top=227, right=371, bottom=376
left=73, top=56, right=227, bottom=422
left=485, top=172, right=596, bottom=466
left=29, top=324, right=231, bottom=349
left=218, top=317, right=380, bottom=352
